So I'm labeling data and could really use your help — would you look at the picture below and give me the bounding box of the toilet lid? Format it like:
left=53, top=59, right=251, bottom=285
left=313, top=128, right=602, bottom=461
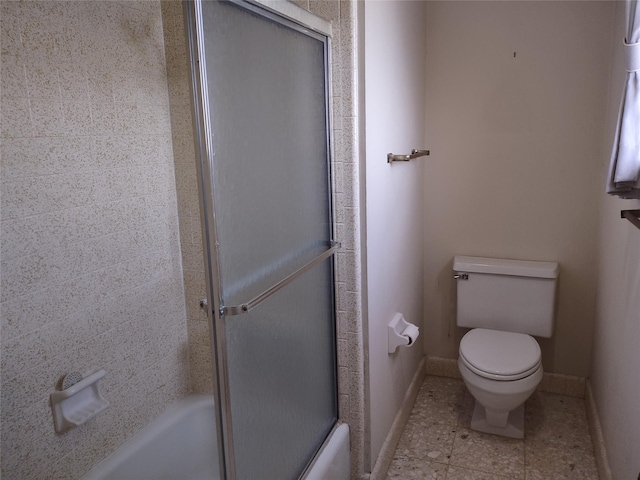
left=459, top=328, right=541, bottom=381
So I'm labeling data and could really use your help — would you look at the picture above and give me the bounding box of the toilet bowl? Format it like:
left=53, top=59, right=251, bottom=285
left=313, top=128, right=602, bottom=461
left=458, top=328, right=543, bottom=438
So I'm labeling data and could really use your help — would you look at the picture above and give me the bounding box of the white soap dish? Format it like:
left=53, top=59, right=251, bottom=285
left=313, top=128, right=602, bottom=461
left=51, top=369, right=109, bottom=433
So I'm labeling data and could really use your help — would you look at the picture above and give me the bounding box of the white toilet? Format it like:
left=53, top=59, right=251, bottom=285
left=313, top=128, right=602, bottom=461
left=453, top=255, right=559, bottom=439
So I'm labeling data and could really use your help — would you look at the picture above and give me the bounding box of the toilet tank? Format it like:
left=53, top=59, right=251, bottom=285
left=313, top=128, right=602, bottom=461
left=453, top=256, right=559, bottom=338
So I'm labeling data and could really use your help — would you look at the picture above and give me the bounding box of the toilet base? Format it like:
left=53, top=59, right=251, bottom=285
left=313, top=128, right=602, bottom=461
left=470, top=401, right=524, bottom=439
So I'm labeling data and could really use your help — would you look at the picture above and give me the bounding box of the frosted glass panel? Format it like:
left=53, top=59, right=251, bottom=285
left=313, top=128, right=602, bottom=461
left=199, top=1, right=337, bottom=479
left=226, top=259, right=336, bottom=479
left=202, top=0, right=331, bottom=306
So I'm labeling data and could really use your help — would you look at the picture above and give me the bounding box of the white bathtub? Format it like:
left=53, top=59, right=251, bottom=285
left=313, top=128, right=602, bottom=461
left=83, top=395, right=349, bottom=480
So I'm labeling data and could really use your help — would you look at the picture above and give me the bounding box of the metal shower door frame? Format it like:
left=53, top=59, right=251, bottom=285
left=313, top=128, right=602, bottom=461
left=183, top=2, right=336, bottom=478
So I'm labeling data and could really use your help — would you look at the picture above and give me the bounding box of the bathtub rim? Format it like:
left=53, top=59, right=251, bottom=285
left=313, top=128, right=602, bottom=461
left=302, top=421, right=350, bottom=480
left=83, top=394, right=350, bottom=480
left=82, top=394, right=216, bottom=480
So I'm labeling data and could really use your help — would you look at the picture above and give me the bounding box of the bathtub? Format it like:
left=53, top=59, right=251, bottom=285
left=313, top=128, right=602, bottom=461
left=83, top=395, right=349, bottom=480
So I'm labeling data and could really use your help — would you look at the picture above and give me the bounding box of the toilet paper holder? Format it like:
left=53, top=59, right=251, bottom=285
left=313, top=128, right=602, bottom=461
left=388, top=313, right=420, bottom=353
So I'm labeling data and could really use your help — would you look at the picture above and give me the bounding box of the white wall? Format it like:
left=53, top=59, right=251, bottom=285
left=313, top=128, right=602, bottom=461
left=364, top=0, right=426, bottom=468
left=591, top=3, right=640, bottom=479
left=422, top=1, right=614, bottom=377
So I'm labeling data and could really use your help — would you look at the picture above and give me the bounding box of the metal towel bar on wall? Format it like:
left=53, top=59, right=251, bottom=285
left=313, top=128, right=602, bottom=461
left=621, top=209, right=640, bottom=231
left=387, top=149, right=430, bottom=163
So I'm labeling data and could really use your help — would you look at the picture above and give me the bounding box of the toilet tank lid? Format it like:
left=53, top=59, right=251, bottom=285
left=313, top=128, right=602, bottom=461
left=453, top=256, right=559, bottom=279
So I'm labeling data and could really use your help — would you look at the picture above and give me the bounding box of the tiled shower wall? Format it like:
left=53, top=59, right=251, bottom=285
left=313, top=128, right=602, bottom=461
left=1, top=2, right=190, bottom=477
left=161, top=1, right=213, bottom=394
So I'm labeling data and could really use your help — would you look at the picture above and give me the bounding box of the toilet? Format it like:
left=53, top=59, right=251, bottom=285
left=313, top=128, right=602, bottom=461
left=453, top=255, right=559, bottom=439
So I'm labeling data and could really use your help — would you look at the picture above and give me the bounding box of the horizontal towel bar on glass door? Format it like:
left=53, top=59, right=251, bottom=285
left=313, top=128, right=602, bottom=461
left=621, top=209, right=640, bottom=231
left=387, top=149, right=430, bottom=163
left=220, top=241, right=341, bottom=316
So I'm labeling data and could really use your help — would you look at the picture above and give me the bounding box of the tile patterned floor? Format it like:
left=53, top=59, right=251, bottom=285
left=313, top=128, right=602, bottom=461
left=386, top=375, right=599, bottom=479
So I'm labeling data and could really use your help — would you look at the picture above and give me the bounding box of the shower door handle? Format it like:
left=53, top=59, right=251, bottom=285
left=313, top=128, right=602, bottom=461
left=220, top=241, right=341, bottom=317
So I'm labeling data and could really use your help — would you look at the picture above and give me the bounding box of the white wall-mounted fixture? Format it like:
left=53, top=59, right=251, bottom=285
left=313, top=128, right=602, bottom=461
left=51, top=369, right=109, bottom=433
left=388, top=313, right=420, bottom=354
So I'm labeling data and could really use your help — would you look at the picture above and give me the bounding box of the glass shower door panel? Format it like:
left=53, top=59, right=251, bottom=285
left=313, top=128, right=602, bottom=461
left=203, top=0, right=331, bottom=306
left=226, top=259, right=336, bottom=479
left=199, top=2, right=337, bottom=479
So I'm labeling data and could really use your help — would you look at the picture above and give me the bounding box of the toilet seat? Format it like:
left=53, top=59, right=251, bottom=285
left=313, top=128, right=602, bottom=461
left=459, top=328, right=541, bottom=381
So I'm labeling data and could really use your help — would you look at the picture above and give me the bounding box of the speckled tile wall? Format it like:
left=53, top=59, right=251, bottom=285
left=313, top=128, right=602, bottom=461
left=160, top=1, right=213, bottom=394
left=1, top=1, right=190, bottom=477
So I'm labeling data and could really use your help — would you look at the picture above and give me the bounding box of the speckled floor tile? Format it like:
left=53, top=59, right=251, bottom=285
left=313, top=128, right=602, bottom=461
left=525, top=411, right=593, bottom=450
left=526, top=391, right=589, bottom=423
left=445, top=465, right=514, bottom=479
left=525, top=440, right=599, bottom=479
left=385, top=376, right=600, bottom=480
left=449, top=428, right=525, bottom=477
left=386, top=457, right=447, bottom=479
left=525, top=391, right=593, bottom=450
left=413, top=376, right=467, bottom=426
left=395, top=418, right=457, bottom=464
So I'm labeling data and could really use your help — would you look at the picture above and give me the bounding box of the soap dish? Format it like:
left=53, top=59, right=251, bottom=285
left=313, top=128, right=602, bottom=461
left=51, top=369, right=109, bottom=433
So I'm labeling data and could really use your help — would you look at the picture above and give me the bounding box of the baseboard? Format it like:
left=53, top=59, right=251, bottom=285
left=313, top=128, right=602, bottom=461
left=425, top=355, right=586, bottom=398
left=585, top=380, right=613, bottom=480
left=369, top=357, right=426, bottom=480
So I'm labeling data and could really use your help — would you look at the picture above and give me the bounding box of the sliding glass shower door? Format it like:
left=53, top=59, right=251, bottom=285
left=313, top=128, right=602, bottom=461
left=186, top=1, right=338, bottom=478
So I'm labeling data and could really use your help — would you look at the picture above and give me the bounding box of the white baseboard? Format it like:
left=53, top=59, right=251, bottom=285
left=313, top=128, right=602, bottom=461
left=369, top=358, right=426, bottom=480
left=585, top=380, right=613, bottom=480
